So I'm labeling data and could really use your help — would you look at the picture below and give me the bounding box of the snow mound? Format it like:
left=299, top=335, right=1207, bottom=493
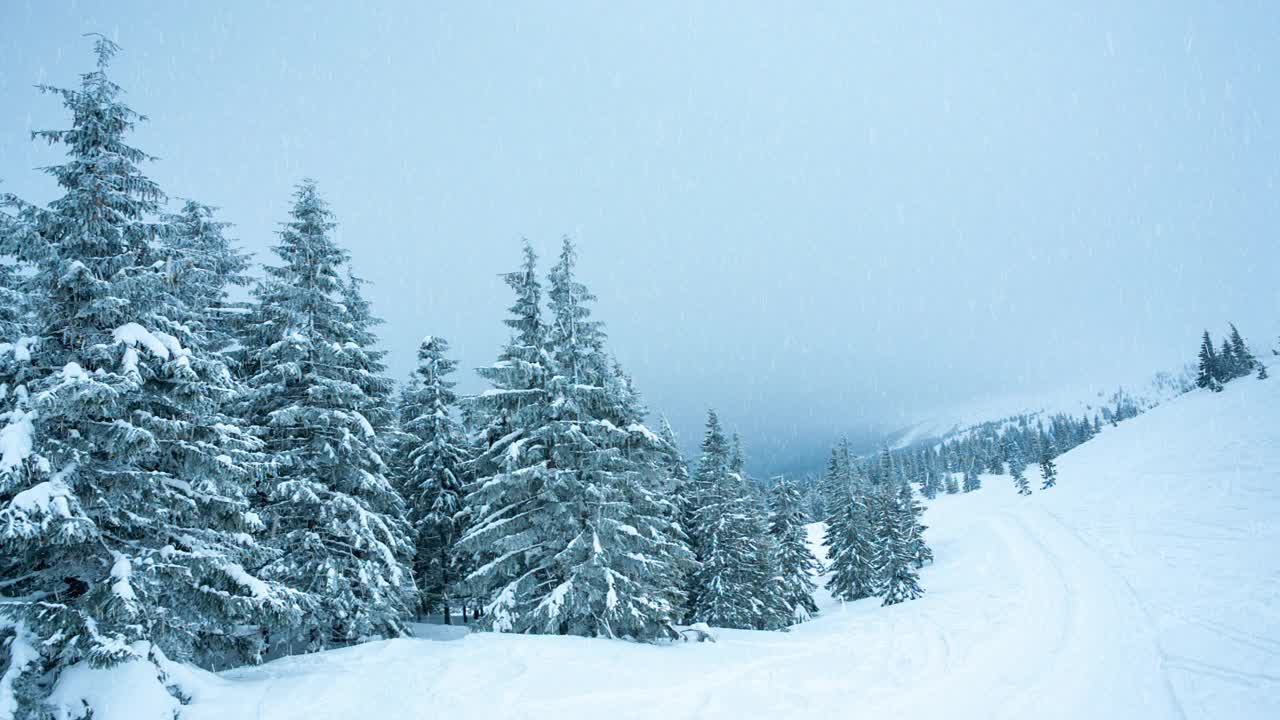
left=47, top=647, right=179, bottom=720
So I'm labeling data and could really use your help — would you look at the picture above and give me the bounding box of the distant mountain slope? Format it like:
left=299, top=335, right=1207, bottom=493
left=888, top=367, right=1194, bottom=449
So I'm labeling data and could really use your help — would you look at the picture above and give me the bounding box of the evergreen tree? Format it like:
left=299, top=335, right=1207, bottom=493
left=240, top=180, right=414, bottom=651
left=874, top=483, right=924, bottom=606
left=823, top=487, right=878, bottom=602
left=1037, top=433, right=1058, bottom=490
left=687, top=410, right=780, bottom=629
left=468, top=240, right=549, bottom=450
left=1006, top=436, right=1031, bottom=496
left=1219, top=337, right=1237, bottom=381
left=1196, top=331, right=1221, bottom=391
left=0, top=39, right=294, bottom=715
left=399, top=336, right=468, bottom=622
left=656, top=417, right=697, bottom=621
left=817, top=448, right=846, bottom=520
left=961, top=459, right=982, bottom=493
left=767, top=479, right=820, bottom=624
left=459, top=239, right=691, bottom=639
left=454, top=241, right=552, bottom=629
left=726, top=436, right=790, bottom=631
left=898, top=480, right=933, bottom=568
left=920, top=461, right=940, bottom=500
left=1258, top=363, right=1269, bottom=380
left=877, top=446, right=894, bottom=486
left=1227, top=323, right=1256, bottom=378
left=684, top=410, right=727, bottom=618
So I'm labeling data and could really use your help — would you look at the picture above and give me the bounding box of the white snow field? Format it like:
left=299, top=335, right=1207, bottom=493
left=64, top=377, right=1279, bottom=719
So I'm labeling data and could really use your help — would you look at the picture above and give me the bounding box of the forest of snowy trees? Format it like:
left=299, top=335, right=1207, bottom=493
left=0, top=40, right=861, bottom=717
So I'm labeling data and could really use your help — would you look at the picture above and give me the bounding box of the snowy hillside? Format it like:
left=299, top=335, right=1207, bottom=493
left=888, top=368, right=1193, bottom=449
left=55, top=375, right=1276, bottom=720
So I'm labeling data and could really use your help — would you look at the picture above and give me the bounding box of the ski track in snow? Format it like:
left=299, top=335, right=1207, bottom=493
left=180, top=377, right=1279, bottom=720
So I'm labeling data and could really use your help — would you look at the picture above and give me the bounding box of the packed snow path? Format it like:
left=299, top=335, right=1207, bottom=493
left=177, top=378, right=1277, bottom=720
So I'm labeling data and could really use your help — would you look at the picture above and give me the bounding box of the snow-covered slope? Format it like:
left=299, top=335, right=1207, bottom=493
left=889, top=368, right=1193, bottom=449
left=64, top=376, right=1278, bottom=719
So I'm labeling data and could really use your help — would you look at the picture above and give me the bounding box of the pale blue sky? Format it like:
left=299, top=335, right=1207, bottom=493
left=3, top=2, right=1278, bottom=473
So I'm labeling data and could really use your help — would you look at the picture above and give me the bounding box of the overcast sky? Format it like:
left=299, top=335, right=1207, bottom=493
left=3, top=2, right=1279, bottom=474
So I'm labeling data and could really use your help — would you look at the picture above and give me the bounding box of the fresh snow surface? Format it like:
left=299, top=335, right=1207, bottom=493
left=90, top=376, right=1280, bottom=719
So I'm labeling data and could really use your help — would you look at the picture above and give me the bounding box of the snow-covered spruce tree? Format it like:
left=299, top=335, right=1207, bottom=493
left=531, top=238, right=692, bottom=638
left=817, top=448, right=846, bottom=521
left=1006, top=436, right=1031, bottom=496
left=1219, top=337, right=1237, bottom=381
left=818, top=438, right=861, bottom=520
left=876, top=446, right=895, bottom=486
left=0, top=38, right=295, bottom=715
left=239, top=180, right=413, bottom=652
left=920, top=449, right=942, bottom=499
left=454, top=241, right=552, bottom=628
left=961, top=459, right=981, bottom=493
left=823, top=485, right=878, bottom=602
left=655, top=415, right=698, bottom=620
left=466, top=239, right=549, bottom=451
left=459, top=239, right=691, bottom=639
left=728, top=437, right=790, bottom=631
left=767, top=479, right=819, bottom=623
left=398, top=336, right=468, bottom=622
left=1196, top=331, right=1223, bottom=392
left=1226, top=323, right=1256, bottom=379
left=687, top=411, right=769, bottom=629
left=898, top=480, right=933, bottom=568
left=873, top=484, right=924, bottom=606
left=1037, top=433, right=1058, bottom=490
left=680, top=411, right=722, bottom=618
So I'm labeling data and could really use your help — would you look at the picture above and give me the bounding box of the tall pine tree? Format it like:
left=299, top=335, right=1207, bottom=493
left=0, top=38, right=294, bottom=715
left=239, top=180, right=414, bottom=652
left=459, top=240, right=691, bottom=639
left=1037, top=432, right=1058, bottom=490
left=1197, top=331, right=1223, bottom=392
left=767, top=479, right=820, bottom=624
left=399, top=336, right=468, bottom=623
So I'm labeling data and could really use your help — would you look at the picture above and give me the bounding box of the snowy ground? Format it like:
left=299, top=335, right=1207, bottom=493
left=93, top=376, right=1278, bottom=719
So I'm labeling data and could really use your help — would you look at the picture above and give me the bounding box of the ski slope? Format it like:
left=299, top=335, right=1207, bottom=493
left=57, top=377, right=1279, bottom=719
